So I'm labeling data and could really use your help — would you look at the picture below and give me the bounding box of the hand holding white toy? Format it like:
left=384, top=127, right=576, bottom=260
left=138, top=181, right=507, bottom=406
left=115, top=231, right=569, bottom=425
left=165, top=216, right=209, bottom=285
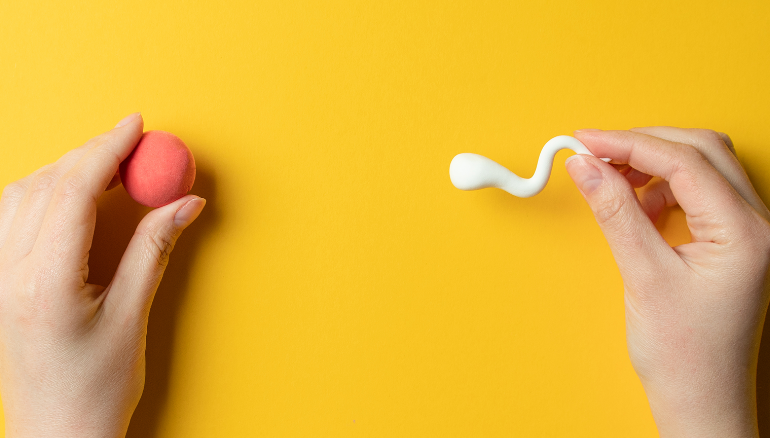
left=449, top=135, right=608, bottom=197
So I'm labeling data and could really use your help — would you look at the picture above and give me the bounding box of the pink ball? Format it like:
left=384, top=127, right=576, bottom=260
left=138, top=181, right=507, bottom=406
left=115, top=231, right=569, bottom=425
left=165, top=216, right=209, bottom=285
left=120, top=131, right=196, bottom=208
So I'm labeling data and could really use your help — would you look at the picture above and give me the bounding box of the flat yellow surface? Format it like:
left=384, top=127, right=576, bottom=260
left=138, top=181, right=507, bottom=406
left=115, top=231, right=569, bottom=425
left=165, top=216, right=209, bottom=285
left=1, top=1, right=769, bottom=436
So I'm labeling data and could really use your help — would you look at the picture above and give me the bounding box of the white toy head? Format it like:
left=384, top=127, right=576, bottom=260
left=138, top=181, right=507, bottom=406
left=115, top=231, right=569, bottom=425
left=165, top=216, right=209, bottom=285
left=449, top=153, right=516, bottom=191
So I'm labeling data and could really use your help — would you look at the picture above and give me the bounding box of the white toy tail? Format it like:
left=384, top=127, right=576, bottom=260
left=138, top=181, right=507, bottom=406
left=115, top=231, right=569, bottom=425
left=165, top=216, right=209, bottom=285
left=449, top=135, right=608, bottom=198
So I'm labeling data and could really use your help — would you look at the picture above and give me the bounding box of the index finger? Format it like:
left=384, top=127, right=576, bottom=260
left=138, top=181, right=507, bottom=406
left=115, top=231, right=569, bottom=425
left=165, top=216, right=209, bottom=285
left=574, top=130, right=749, bottom=244
left=34, top=114, right=144, bottom=277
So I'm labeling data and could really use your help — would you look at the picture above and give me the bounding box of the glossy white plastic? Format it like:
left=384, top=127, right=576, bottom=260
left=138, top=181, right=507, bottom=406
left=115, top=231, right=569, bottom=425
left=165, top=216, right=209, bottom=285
left=449, top=135, right=608, bottom=198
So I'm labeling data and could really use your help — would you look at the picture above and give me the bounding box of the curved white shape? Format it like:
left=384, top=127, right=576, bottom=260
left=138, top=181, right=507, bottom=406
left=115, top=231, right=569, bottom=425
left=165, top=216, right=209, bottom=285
left=449, top=135, right=606, bottom=198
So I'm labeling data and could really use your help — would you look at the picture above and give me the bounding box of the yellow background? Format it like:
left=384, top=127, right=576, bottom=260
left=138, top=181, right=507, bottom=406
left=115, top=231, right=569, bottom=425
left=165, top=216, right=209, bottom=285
left=1, top=0, right=769, bottom=436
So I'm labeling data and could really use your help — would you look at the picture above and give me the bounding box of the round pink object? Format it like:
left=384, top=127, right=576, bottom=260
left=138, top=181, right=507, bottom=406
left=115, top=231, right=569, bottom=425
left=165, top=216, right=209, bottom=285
left=120, top=131, right=196, bottom=208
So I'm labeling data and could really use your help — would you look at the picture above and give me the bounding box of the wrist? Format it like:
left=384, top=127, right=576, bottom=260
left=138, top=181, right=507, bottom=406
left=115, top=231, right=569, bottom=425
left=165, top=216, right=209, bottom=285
left=642, top=375, right=758, bottom=438
left=2, top=391, right=131, bottom=438
left=4, top=410, right=128, bottom=438
left=5, top=418, right=128, bottom=438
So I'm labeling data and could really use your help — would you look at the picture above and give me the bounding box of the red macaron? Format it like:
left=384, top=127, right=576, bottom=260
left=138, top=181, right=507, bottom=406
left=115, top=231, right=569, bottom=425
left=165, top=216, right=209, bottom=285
left=119, top=131, right=196, bottom=208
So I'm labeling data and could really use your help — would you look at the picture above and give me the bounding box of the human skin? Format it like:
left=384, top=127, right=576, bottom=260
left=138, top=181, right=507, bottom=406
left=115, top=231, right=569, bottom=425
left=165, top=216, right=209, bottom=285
left=566, top=127, right=770, bottom=438
left=0, top=113, right=205, bottom=437
left=0, top=121, right=766, bottom=437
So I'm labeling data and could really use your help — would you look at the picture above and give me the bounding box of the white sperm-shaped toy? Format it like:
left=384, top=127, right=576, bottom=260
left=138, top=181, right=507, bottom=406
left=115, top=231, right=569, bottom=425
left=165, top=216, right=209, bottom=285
left=449, top=135, right=606, bottom=198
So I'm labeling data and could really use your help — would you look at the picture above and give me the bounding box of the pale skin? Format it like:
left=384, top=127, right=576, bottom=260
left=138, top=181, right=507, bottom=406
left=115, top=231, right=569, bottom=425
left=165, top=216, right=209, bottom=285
left=0, top=113, right=205, bottom=437
left=566, top=128, right=770, bottom=437
left=0, top=121, right=767, bottom=437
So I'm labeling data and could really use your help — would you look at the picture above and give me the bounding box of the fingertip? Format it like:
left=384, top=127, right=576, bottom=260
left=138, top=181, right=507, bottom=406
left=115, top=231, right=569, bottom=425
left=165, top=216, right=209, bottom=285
left=565, top=154, right=604, bottom=195
left=565, top=153, right=598, bottom=171
left=565, top=153, right=610, bottom=170
left=115, top=112, right=142, bottom=129
left=172, top=196, right=206, bottom=228
left=564, top=153, right=590, bottom=178
left=564, top=153, right=584, bottom=168
left=573, top=129, right=610, bottom=146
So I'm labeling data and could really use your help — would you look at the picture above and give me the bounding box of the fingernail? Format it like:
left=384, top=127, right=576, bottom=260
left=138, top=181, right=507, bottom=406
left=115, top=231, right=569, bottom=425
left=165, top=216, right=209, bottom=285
left=174, top=197, right=206, bottom=227
left=565, top=155, right=603, bottom=195
left=115, top=112, right=141, bottom=128
left=574, top=128, right=603, bottom=133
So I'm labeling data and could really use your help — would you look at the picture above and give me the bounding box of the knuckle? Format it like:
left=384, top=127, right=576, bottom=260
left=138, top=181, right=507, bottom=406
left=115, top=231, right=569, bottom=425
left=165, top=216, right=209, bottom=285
left=29, top=170, right=58, bottom=196
left=13, top=270, right=53, bottom=324
left=593, top=189, right=632, bottom=226
left=668, top=144, right=706, bottom=181
left=141, top=229, right=177, bottom=268
left=56, top=149, right=85, bottom=168
left=103, top=147, right=123, bottom=169
left=88, top=135, right=122, bottom=165
left=692, top=128, right=733, bottom=153
left=81, top=133, right=108, bottom=152
left=717, top=131, right=733, bottom=145
left=693, top=128, right=722, bottom=142
left=56, top=173, right=85, bottom=202
left=675, top=142, right=703, bottom=161
left=1, top=181, right=27, bottom=203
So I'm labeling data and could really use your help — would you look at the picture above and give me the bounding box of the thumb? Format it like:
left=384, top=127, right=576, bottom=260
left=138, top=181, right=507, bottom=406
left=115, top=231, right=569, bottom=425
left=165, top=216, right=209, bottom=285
left=565, top=154, right=675, bottom=283
left=105, top=195, right=206, bottom=320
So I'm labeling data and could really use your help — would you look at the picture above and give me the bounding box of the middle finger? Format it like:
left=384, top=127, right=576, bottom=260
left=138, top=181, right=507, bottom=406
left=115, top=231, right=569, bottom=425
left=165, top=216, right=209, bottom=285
left=629, top=126, right=769, bottom=221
